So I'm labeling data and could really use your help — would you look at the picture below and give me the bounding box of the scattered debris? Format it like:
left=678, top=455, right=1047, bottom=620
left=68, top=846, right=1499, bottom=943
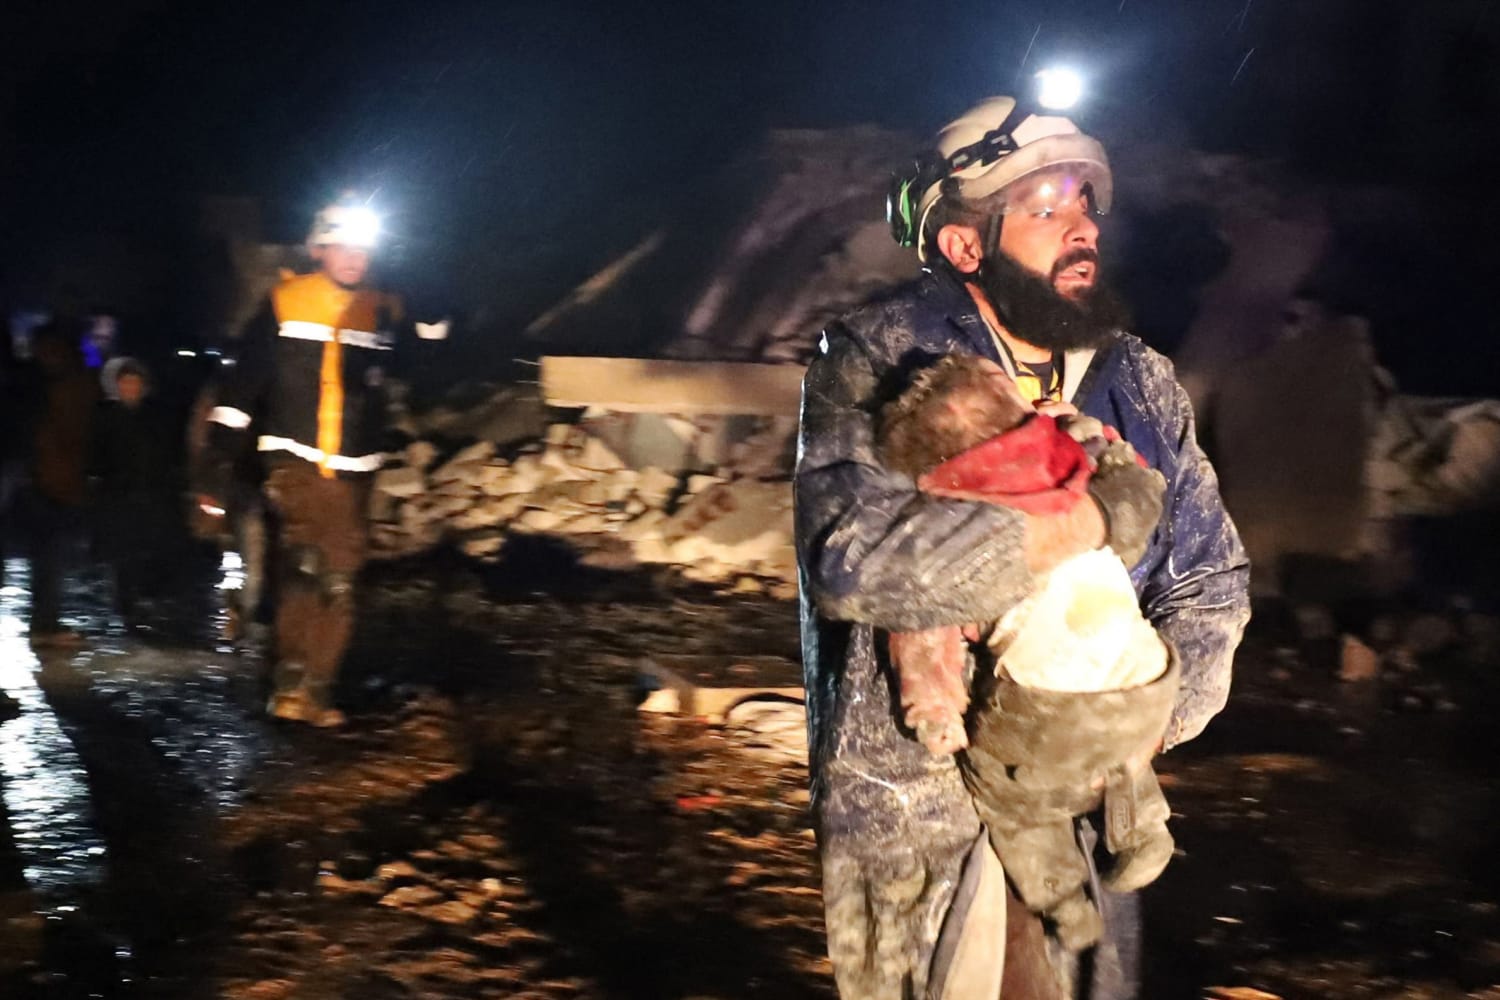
left=370, top=399, right=800, bottom=596
left=1337, top=634, right=1380, bottom=682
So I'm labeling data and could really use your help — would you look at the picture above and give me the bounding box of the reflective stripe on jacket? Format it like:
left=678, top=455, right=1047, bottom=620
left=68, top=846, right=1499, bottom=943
left=207, top=271, right=407, bottom=477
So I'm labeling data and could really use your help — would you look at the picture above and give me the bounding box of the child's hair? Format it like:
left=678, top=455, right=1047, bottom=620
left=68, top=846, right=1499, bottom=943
left=876, top=354, right=1031, bottom=477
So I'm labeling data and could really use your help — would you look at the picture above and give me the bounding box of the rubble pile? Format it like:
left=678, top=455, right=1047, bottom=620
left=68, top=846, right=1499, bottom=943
left=369, top=407, right=799, bottom=597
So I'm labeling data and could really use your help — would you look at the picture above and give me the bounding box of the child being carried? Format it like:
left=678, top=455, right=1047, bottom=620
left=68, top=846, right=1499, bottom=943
left=875, top=352, right=1177, bottom=951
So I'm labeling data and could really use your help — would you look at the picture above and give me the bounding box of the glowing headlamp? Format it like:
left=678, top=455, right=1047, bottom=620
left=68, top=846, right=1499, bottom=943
left=1035, top=67, right=1085, bottom=112
left=310, top=203, right=382, bottom=249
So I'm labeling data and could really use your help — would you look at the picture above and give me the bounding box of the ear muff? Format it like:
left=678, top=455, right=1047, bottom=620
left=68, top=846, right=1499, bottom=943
left=889, top=157, right=958, bottom=250
left=887, top=168, right=918, bottom=248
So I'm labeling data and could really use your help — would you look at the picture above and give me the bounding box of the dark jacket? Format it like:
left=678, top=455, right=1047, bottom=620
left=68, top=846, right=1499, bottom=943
left=204, top=271, right=440, bottom=488
left=93, top=399, right=178, bottom=501
left=27, top=363, right=99, bottom=509
left=794, top=267, right=1250, bottom=995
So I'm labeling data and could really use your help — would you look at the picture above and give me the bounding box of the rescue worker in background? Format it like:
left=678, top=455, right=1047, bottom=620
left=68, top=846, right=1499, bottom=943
left=197, top=196, right=449, bottom=727
left=795, top=93, right=1251, bottom=998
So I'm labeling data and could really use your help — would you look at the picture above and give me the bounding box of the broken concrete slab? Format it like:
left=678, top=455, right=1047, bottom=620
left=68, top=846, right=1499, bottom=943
left=541, top=356, right=804, bottom=417
left=636, top=653, right=804, bottom=721
left=375, top=466, right=426, bottom=498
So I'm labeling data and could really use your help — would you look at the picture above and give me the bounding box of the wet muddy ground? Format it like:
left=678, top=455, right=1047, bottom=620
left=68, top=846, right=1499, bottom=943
left=3, top=544, right=1500, bottom=999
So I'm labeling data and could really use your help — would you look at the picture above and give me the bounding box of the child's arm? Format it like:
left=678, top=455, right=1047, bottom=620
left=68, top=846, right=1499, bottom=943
left=888, top=626, right=972, bottom=755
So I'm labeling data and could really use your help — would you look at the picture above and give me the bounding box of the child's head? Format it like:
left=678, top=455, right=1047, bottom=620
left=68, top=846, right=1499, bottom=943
left=108, top=358, right=150, bottom=408
left=877, top=354, right=1033, bottom=478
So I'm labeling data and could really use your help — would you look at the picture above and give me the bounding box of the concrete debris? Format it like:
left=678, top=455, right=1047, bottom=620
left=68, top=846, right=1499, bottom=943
left=379, top=884, right=445, bottom=909
left=1338, top=634, right=1380, bottom=683
left=375, top=466, right=426, bottom=499
left=540, top=356, right=804, bottom=417
left=404, top=440, right=438, bottom=471
left=369, top=392, right=801, bottom=595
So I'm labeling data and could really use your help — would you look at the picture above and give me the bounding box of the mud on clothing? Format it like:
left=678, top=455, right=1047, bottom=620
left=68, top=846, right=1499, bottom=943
left=263, top=460, right=369, bottom=696
left=794, top=267, right=1250, bottom=998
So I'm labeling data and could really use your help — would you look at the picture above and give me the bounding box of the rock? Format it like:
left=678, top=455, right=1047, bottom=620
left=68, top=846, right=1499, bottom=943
left=538, top=447, right=592, bottom=482
left=502, top=454, right=556, bottom=494
left=601, top=468, right=639, bottom=503
left=1338, top=634, right=1380, bottom=682
left=421, top=900, right=480, bottom=925
left=477, top=463, right=515, bottom=495
left=663, top=480, right=795, bottom=571
left=433, top=475, right=480, bottom=497
left=405, top=440, right=438, bottom=470
left=317, top=871, right=377, bottom=895
left=432, top=441, right=495, bottom=482
left=575, top=435, right=627, bottom=472
left=376, top=860, right=423, bottom=882
left=635, top=467, right=680, bottom=506
left=428, top=494, right=474, bottom=519
left=619, top=509, right=667, bottom=542
left=461, top=530, right=506, bottom=559
left=563, top=512, right=610, bottom=534
left=379, top=884, right=444, bottom=909
left=728, top=416, right=798, bottom=478
left=375, top=466, right=426, bottom=498
left=513, top=508, right=564, bottom=533
left=368, top=488, right=398, bottom=523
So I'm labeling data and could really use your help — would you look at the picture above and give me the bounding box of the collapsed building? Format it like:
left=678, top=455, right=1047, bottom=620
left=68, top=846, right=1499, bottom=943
left=360, top=129, right=1500, bottom=611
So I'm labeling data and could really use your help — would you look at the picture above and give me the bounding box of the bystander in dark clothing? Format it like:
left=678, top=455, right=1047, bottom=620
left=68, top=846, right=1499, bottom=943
left=20, top=323, right=98, bottom=646
left=92, top=358, right=181, bottom=623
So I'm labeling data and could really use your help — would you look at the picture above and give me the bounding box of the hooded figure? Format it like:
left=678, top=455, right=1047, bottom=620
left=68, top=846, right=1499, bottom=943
left=93, top=357, right=182, bottom=623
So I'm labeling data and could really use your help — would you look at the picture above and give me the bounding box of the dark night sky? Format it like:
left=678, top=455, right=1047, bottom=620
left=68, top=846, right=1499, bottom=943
left=2, top=0, right=1495, bottom=381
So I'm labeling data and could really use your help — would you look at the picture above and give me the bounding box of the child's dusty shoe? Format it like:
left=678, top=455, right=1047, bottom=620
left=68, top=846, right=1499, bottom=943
left=1101, top=763, right=1174, bottom=892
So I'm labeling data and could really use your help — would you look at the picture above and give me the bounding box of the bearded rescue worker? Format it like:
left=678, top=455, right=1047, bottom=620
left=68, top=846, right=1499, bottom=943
left=199, top=198, right=448, bottom=727
left=795, top=95, right=1250, bottom=998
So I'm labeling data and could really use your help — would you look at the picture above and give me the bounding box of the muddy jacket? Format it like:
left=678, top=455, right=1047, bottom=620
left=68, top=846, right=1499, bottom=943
left=795, top=267, right=1249, bottom=998
left=204, top=271, right=444, bottom=487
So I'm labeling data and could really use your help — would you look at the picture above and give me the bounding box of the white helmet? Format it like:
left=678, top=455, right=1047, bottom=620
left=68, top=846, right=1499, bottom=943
left=889, top=95, right=1113, bottom=261
left=307, top=197, right=381, bottom=249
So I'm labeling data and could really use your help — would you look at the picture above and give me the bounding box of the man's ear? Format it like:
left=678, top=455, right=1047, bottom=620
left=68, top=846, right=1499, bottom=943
left=935, top=224, right=984, bottom=274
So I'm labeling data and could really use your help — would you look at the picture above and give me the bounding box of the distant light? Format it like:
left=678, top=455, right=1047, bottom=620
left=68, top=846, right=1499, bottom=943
left=219, top=550, right=245, bottom=591
left=177, top=349, right=196, bottom=358
left=219, top=357, right=234, bottom=366
left=1035, top=67, right=1085, bottom=111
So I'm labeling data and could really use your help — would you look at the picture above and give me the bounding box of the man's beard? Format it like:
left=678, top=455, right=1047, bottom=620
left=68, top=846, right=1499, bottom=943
left=972, top=247, right=1130, bottom=353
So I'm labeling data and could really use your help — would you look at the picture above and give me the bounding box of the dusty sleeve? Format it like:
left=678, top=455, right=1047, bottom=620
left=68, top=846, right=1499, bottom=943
left=1140, top=375, right=1251, bottom=749
left=795, top=327, right=1035, bottom=632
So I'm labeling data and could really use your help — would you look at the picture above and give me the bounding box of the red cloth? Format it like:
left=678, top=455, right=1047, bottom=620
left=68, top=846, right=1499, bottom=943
left=916, top=414, right=1092, bottom=514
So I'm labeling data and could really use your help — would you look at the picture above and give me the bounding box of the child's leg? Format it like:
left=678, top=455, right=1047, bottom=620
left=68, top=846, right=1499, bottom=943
left=888, top=626, right=970, bottom=755
left=1101, top=763, right=1174, bottom=892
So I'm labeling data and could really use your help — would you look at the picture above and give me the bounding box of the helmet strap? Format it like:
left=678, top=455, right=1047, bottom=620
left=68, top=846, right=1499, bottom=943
left=982, top=212, right=1003, bottom=264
